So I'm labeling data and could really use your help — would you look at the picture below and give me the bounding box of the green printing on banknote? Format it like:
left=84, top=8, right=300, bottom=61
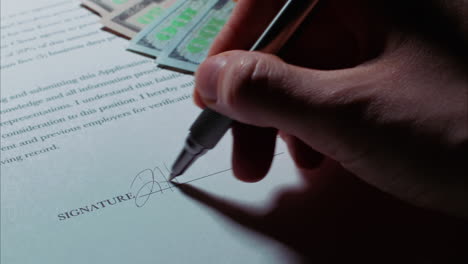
left=106, top=0, right=178, bottom=36
left=128, top=0, right=215, bottom=57
left=156, top=0, right=235, bottom=72
left=136, top=6, right=165, bottom=24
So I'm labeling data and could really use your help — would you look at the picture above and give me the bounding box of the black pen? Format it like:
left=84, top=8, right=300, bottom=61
left=169, top=0, right=320, bottom=180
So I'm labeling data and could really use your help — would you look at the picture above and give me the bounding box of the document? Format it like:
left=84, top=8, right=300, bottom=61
left=1, top=1, right=301, bottom=263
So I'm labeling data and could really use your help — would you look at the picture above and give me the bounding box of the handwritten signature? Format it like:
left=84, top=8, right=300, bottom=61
left=129, top=163, right=234, bottom=207
left=129, top=164, right=179, bottom=208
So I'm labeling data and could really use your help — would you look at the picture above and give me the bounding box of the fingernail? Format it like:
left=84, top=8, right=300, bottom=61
left=196, top=55, right=227, bottom=104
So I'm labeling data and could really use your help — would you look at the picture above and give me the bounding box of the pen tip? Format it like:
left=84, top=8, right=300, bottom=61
left=168, top=172, right=177, bottom=181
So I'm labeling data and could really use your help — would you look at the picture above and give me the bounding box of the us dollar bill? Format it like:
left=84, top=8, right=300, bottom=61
left=156, top=0, right=235, bottom=72
left=101, top=0, right=179, bottom=38
left=127, top=0, right=215, bottom=57
left=81, top=0, right=134, bottom=16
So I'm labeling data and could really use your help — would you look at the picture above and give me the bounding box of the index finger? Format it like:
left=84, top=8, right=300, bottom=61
left=208, top=0, right=287, bottom=55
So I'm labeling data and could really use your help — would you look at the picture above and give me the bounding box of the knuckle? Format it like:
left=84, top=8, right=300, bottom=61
left=220, top=52, right=266, bottom=110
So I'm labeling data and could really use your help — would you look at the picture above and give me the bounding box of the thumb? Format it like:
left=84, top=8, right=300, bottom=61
left=194, top=50, right=376, bottom=162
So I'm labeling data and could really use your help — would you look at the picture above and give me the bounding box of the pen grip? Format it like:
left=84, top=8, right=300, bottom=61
left=189, top=108, right=232, bottom=149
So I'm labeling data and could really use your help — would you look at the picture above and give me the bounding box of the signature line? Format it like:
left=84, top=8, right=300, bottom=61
left=138, top=152, right=285, bottom=198
left=138, top=168, right=233, bottom=198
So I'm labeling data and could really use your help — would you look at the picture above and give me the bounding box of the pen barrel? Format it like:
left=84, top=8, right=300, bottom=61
left=189, top=108, right=232, bottom=149
left=251, top=0, right=320, bottom=53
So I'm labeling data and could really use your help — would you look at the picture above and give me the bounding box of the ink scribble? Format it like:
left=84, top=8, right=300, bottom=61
left=129, top=164, right=176, bottom=207
left=129, top=163, right=236, bottom=207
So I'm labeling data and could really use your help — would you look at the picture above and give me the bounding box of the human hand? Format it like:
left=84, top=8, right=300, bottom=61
left=194, top=0, right=468, bottom=217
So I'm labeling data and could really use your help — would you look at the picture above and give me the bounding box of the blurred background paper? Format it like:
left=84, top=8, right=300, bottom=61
left=0, top=0, right=302, bottom=263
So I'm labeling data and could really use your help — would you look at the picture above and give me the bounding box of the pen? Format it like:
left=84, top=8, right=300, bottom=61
left=169, top=0, right=320, bottom=180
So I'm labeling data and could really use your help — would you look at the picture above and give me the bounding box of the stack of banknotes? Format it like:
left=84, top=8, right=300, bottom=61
left=81, top=0, right=236, bottom=72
